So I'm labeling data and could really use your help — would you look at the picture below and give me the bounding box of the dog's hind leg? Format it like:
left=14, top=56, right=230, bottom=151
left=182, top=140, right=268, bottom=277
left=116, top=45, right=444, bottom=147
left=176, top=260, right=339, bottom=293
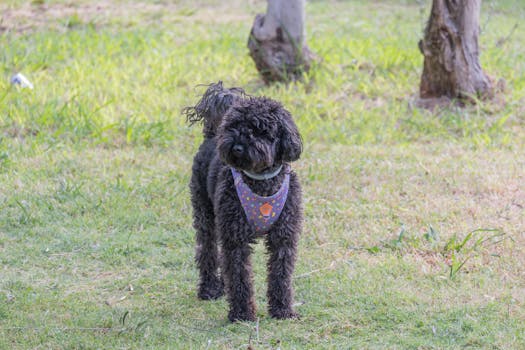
left=191, top=180, right=224, bottom=300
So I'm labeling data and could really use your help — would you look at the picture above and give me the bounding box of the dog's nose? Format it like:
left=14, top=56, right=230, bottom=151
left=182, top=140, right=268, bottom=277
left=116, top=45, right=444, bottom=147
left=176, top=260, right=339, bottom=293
left=232, top=144, right=244, bottom=156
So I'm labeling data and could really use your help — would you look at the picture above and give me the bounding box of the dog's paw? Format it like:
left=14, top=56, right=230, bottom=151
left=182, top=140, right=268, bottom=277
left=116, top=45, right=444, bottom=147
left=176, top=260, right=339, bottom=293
left=270, top=309, right=299, bottom=320
left=198, top=279, right=224, bottom=300
left=198, top=287, right=224, bottom=300
left=228, top=310, right=256, bottom=323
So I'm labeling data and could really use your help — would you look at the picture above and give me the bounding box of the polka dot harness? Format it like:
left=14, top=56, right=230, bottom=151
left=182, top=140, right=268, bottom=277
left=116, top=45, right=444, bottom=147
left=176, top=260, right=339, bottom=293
left=231, top=167, right=290, bottom=234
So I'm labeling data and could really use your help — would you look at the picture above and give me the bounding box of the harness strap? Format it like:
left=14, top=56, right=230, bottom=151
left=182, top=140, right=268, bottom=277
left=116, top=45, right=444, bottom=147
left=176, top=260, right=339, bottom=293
left=231, top=167, right=290, bottom=233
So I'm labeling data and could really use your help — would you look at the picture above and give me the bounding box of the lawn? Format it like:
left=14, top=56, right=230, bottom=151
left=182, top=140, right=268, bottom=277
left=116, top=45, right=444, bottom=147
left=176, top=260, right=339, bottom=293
left=1, top=0, right=524, bottom=349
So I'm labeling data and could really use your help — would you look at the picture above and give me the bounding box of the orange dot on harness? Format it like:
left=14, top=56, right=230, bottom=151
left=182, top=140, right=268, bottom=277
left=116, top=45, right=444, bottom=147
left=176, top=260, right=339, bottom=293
left=259, top=202, right=273, bottom=217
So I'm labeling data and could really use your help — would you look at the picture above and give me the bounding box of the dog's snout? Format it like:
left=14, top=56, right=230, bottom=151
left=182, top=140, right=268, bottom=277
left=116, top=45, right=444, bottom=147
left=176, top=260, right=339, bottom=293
left=232, top=144, right=244, bottom=156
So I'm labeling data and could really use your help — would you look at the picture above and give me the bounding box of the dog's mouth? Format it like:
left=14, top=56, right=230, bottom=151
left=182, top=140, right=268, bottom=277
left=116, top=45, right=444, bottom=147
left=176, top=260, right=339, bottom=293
left=240, top=155, right=280, bottom=174
left=228, top=156, right=281, bottom=175
left=226, top=153, right=249, bottom=170
left=226, top=148, right=275, bottom=173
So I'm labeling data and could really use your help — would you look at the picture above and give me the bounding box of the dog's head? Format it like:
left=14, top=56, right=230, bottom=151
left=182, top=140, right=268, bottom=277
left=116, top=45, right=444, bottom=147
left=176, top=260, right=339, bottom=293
left=217, top=97, right=302, bottom=173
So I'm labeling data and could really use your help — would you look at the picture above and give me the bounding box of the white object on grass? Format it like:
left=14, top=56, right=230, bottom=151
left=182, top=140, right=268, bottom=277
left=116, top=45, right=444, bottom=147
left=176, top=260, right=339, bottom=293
left=10, top=73, right=34, bottom=89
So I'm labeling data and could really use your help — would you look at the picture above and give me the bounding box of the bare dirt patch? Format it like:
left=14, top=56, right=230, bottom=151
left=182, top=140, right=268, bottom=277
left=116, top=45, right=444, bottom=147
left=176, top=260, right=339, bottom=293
left=0, top=0, right=253, bottom=33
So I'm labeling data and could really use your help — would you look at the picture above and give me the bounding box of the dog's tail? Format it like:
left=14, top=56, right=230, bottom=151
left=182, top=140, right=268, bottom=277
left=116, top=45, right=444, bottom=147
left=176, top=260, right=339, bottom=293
left=183, top=81, right=245, bottom=138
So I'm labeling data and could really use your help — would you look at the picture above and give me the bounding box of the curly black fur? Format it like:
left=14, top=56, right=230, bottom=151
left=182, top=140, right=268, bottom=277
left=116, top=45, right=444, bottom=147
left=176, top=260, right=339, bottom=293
left=184, top=82, right=303, bottom=322
left=183, top=81, right=246, bottom=138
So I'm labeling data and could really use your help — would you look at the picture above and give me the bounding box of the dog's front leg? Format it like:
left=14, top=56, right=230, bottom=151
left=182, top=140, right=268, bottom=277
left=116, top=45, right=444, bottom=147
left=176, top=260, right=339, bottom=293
left=266, top=224, right=300, bottom=320
left=221, top=244, right=257, bottom=322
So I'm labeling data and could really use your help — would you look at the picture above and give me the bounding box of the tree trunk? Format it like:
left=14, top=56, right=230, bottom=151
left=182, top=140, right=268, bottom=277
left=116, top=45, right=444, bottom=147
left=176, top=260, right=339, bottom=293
left=419, top=0, right=493, bottom=101
left=248, top=0, right=314, bottom=83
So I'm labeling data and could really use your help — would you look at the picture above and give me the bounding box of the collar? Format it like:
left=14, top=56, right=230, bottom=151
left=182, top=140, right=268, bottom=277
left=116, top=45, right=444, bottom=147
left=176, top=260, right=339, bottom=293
left=242, top=164, right=283, bottom=180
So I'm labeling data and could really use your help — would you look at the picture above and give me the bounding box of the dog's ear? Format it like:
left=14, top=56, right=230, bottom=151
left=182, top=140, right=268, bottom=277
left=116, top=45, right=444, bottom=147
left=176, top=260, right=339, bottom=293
left=279, top=113, right=303, bottom=162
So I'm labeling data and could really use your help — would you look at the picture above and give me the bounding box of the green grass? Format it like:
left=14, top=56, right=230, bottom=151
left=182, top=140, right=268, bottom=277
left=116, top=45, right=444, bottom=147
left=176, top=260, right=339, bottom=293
left=1, top=0, right=524, bottom=349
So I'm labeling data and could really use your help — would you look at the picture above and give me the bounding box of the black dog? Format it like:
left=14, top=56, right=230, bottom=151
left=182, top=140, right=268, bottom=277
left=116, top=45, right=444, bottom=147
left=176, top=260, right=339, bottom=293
left=184, top=82, right=303, bottom=322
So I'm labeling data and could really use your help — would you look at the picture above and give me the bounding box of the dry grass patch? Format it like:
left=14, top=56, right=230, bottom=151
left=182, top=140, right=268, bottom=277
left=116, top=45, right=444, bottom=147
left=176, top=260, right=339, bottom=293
left=0, top=0, right=254, bottom=33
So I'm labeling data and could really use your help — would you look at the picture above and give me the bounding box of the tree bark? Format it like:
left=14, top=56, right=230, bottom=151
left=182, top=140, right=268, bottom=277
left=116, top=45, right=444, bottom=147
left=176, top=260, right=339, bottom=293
left=248, top=0, right=314, bottom=83
left=419, top=0, right=493, bottom=101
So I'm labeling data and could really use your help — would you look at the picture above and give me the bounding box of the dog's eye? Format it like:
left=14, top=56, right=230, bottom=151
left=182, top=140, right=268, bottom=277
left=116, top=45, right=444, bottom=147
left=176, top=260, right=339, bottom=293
left=239, top=127, right=253, bottom=137
left=228, top=128, right=240, bottom=137
left=254, top=126, right=272, bottom=138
